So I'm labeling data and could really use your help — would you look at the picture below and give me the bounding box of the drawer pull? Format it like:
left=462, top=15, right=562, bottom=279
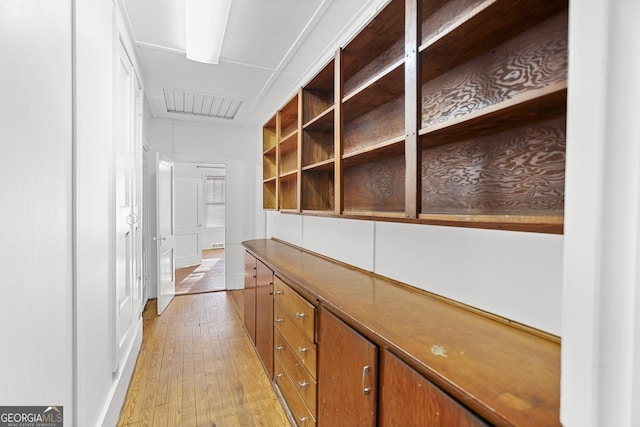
left=298, top=381, right=309, bottom=388
left=298, top=347, right=308, bottom=354
left=298, top=416, right=309, bottom=423
left=296, top=312, right=306, bottom=319
left=362, top=365, right=371, bottom=395
left=276, top=373, right=284, bottom=378
left=275, top=345, right=284, bottom=351
left=275, top=290, right=283, bottom=295
left=275, top=318, right=284, bottom=324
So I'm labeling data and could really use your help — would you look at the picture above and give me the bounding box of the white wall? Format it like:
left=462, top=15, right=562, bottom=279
left=147, top=119, right=258, bottom=290
left=0, top=0, right=74, bottom=423
left=268, top=212, right=563, bottom=335
left=562, top=0, right=640, bottom=425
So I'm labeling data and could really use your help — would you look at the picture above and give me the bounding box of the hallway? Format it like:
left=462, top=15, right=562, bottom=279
left=117, top=292, right=291, bottom=426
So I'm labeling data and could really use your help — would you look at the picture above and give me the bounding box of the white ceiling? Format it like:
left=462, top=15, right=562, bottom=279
left=120, top=0, right=386, bottom=128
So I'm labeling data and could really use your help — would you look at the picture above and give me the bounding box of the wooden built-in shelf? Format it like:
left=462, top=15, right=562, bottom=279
left=420, top=0, right=568, bottom=81
left=342, top=135, right=404, bottom=167
left=419, top=82, right=567, bottom=146
left=342, top=61, right=404, bottom=121
left=302, top=158, right=334, bottom=172
left=262, top=0, right=568, bottom=233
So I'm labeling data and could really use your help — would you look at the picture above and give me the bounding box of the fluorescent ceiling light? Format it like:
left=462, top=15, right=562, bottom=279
left=185, top=0, right=232, bottom=64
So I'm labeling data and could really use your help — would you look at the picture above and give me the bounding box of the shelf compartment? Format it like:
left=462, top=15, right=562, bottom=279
left=279, top=144, right=298, bottom=177
left=303, top=106, right=334, bottom=131
left=420, top=0, right=567, bottom=81
left=303, top=59, right=335, bottom=126
left=342, top=0, right=405, bottom=97
left=263, top=115, right=277, bottom=152
left=302, top=169, right=335, bottom=212
left=303, top=158, right=335, bottom=172
left=343, top=61, right=404, bottom=122
left=343, top=153, right=405, bottom=214
left=421, top=117, right=566, bottom=218
left=421, top=10, right=568, bottom=130
left=420, top=82, right=566, bottom=147
left=302, top=128, right=335, bottom=168
left=263, top=180, right=276, bottom=210
left=279, top=177, right=298, bottom=211
left=279, top=95, right=299, bottom=140
left=343, top=136, right=404, bottom=168
left=263, top=151, right=276, bottom=180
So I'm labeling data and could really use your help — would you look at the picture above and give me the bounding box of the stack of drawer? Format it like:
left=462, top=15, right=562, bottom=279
left=273, top=276, right=317, bottom=426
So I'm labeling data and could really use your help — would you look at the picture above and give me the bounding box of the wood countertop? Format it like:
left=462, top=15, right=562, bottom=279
left=242, top=238, right=560, bottom=427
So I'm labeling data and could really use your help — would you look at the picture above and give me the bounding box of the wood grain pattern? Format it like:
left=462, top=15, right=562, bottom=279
left=263, top=181, right=276, bottom=210
left=343, top=154, right=405, bottom=213
left=379, top=350, right=489, bottom=426
left=280, top=95, right=299, bottom=139
left=117, top=293, right=292, bottom=427
left=421, top=11, right=568, bottom=128
left=302, top=169, right=334, bottom=211
left=343, top=96, right=404, bottom=156
left=343, top=62, right=405, bottom=123
left=279, top=146, right=298, bottom=176
left=302, top=128, right=334, bottom=167
left=420, top=0, right=568, bottom=81
left=263, top=123, right=277, bottom=151
left=421, top=117, right=565, bottom=215
left=279, top=178, right=298, bottom=210
left=243, top=239, right=561, bottom=427
left=343, top=0, right=405, bottom=96
left=263, top=152, right=276, bottom=180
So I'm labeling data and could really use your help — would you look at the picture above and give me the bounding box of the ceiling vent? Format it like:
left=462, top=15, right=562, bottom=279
left=163, top=88, right=242, bottom=120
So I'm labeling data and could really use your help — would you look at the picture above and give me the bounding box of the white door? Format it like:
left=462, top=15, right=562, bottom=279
left=114, top=40, right=142, bottom=369
left=156, top=155, right=176, bottom=314
left=175, top=177, right=203, bottom=268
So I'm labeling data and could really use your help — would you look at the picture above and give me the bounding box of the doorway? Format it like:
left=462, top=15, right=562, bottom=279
left=174, top=163, right=226, bottom=295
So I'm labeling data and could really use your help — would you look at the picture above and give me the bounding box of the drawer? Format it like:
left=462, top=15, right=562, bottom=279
left=274, top=277, right=316, bottom=342
left=275, top=356, right=317, bottom=427
left=275, top=329, right=317, bottom=417
left=275, top=303, right=317, bottom=378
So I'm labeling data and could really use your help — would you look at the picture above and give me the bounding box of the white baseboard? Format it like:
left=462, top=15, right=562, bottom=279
left=99, top=318, right=143, bottom=427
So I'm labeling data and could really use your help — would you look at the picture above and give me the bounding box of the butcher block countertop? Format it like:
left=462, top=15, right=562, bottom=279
left=242, top=238, right=560, bottom=427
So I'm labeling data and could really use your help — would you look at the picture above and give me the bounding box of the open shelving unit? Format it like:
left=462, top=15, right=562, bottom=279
left=261, top=0, right=568, bottom=234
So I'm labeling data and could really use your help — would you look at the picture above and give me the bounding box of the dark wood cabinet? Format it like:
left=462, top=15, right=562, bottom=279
left=243, top=251, right=257, bottom=344
left=318, top=306, right=377, bottom=427
left=243, top=250, right=274, bottom=378
left=379, top=350, right=489, bottom=427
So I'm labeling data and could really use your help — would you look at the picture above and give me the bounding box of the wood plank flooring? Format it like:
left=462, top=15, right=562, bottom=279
left=175, top=249, right=226, bottom=295
left=117, top=291, right=291, bottom=427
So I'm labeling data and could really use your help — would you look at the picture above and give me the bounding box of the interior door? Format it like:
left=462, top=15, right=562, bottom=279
left=174, top=177, right=202, bottom=268
left=114, top=40, right=136, bottom=369
left=156, top=155, right=176, bottom=314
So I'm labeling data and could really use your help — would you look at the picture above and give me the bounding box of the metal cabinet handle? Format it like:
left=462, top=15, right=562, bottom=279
left=276, top=373, right=284, bottom=378
left=268, top=281, right=274, bottom=295
left=298, top=347, right=308, bottom=354
left=275, top=318, right=284, bottom=324
left=275, top=345, right=284, bottom=351
left=362, top=365, right=371, bottom=395
left=298, top=381, right=309, bottom=388
left=296, top=312, right=306, bottom=319
left=274, top=290, right=283, bottom=295
left=298, top=417, right=308, bottom=423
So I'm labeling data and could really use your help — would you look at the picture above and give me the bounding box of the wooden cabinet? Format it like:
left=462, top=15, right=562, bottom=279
left=262, top=0, right=568, bottom=234
left=379, top=350, right=488, bottom=427
left=243, top=250, right=274, bottom=378
left=318, top=307, right=377, bottom=427
left=243, top=239, right=561, bottom=426
left=273, top=277, right=318, bottom=426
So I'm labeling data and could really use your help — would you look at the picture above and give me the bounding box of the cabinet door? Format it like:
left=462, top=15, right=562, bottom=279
left=256, top=259, right=274, bottom=378
left=379, top=350, right=489, bottom=427
left=318, top=307, right=377, bottom=427
left=243, top=251, right=257, bottom=344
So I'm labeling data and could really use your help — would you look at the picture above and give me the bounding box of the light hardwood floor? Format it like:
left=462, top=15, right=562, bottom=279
left=117, top=291, right=292, bottom=426
left=175, top=249, right=226, bottom=295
